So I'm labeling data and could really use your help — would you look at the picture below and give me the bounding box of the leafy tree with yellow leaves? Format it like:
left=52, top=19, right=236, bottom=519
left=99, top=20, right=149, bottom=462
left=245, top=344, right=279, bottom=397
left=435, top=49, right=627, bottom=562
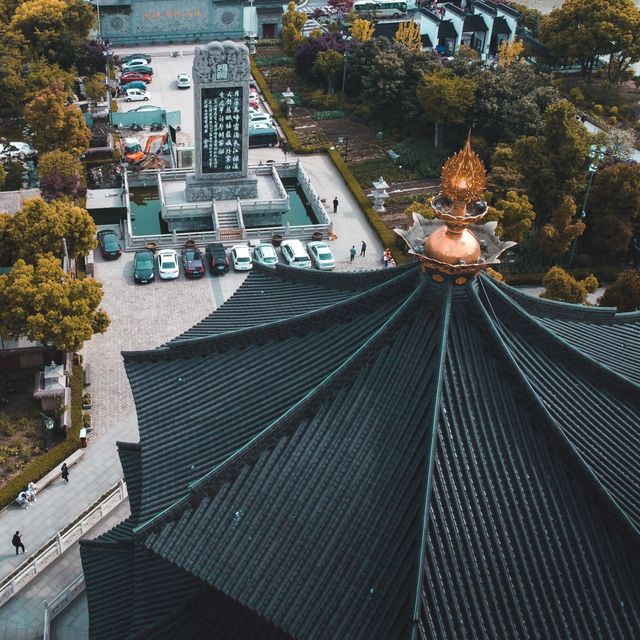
left=598, top=270, right=640, bottom=312
left=0, top=255, right=109, bottom=353
left=538, top=195, right=585, bottom=258
left=497, top=39, right=524, bottom=65
left=541, top=266, right=598, bottom=304
left=485, top=190, right=536, bottom=243
left=6, top=197, right=96, bottom=262
left=350, top=18, right=374, bottom=42
left=281, top=1, right=307, bottom=57
left=394, top=21, right=421, bottom=51
left=24, top=80, right=91, bottom=155
left=38, top=151, right=86, bottom=203
left=314, top=50, right=344, bottom=94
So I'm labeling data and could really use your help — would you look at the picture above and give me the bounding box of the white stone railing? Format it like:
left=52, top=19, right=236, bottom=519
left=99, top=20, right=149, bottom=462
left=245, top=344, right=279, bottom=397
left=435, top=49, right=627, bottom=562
left=0, top=480, right=128, bottom=609
left=43, top=574, right=85, bottom=640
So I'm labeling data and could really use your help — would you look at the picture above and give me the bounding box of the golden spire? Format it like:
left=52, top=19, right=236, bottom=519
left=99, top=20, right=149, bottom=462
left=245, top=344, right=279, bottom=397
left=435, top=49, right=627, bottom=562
left=423, top=136, right=488, bottom=267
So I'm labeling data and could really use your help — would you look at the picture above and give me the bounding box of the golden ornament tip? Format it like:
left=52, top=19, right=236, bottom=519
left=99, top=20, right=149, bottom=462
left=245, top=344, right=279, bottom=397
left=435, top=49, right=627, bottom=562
left=440, top=137, right=486, bottom=204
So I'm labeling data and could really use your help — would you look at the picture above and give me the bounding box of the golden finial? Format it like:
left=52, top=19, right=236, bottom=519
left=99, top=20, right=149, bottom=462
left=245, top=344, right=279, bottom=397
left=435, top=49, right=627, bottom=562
left=440, top=134, right=486, bottom=205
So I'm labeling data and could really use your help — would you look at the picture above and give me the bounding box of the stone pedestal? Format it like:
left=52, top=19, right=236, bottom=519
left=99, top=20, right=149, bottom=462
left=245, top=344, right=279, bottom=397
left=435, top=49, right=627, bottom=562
left=185, top=174, right=258, bottom=201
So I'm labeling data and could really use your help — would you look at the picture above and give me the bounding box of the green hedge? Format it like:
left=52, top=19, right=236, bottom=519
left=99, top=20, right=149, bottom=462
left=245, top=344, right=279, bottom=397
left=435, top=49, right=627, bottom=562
left=0, top=363, right=83, bottom=511
left=252, top=58, right=407, bottom=264
left=504, top=266, right=621, bottom=287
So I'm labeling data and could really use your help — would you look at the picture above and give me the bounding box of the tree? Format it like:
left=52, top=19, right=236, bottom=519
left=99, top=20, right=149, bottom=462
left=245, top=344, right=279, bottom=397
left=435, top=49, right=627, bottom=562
left=598, top=270, right=640, bottom=311
left=7, top=197, right=96, bottom=262
left=538, top=196, right=585, bottom=257
left=24, top=60, right=76, bottom=102
left=0, top=163, right=5, bottom=189
left=0, top=255, right=109, bottom=353
left=0, top=161, right=25, bottom=191
left=513, top=100, right=590, bottom=217
left=587, top=162, right=640, bottom=258
left=314, top=50, right=344, bottom=94
left=10, top=0, right=94, bottom=69
left=394, top=21, right=421, bottom=51
left=540, top=0, right=640, bottom=82
left=24, top=80, right=91, bottom=155
left=350, top=18, right=374, bottom=43
left=509, top=2, right=543, bottom=37
left=0, top=28, right=28, bottom=113
left=281, top=1, right=307, bottom=57
left=487, top=144, right=524, bottom=200
left=497, top=39, right=524, bottom=66
left=83, top=72, right=106, bottom=103
left=485, top=191, right=536, bottom=243
left=348, top=38, right=441, bottom=127
left=38, top=150, right=86, bottom=202
left=541, top=266, right=598, bottom=304
left=416, top=68, right=477, bottom=148
left=294, top=32, right=354, bottom=77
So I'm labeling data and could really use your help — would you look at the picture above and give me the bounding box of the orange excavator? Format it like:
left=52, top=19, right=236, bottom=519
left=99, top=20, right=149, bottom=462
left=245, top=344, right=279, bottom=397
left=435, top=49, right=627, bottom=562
left=122, top=133, right=168, bottom=165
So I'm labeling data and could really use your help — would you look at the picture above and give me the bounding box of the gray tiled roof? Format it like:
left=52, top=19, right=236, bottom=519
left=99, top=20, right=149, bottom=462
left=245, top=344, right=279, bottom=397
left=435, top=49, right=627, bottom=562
left=82, top=265, right=640, bottom=639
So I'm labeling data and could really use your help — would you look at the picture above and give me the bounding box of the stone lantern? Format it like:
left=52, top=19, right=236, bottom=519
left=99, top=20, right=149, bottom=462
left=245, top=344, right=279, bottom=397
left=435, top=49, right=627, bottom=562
left=370, top=176, right=389, bottom=212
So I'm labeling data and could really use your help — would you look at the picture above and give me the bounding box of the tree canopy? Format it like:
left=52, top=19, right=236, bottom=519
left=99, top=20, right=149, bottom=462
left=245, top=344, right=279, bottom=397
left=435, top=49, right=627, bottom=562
left=0, top=255, right=109, bottom=353
left=281, top=1, right=307, bottom=57
left=486, top=190, right=536, bottom=243
left=541, top=266, right=598, bottom=304
left=24, top=80, right=91, bottom=155
left=598, top=269, right=640, bottom=312
left=538, top=196, right=585, bottom=258
left=416, top=68, right=477, bottom=148
left=394, top=21, right=421, bottom=51
left=350, top=18, right=374, bottom=43
left=38, top=150, right=86, bottom=202
left=314, top=50, right=344, bottom=94
left=540, top=0, right=640, bottom=81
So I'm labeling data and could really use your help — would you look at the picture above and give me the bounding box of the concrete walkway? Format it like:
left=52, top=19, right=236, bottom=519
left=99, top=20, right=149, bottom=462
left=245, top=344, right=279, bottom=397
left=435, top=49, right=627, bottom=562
left=0, top=500, right=130, bottom=640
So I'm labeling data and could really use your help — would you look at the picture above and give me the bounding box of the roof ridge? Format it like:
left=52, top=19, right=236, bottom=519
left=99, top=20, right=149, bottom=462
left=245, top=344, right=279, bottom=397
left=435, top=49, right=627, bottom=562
left=123, top=267, right=418, bottom=361
left=132, top=277, right=431, bottom=537
left=471, top=281, right=640, bottom=541
left=411, top=280, right=452, bottom=638
left=479, top=273, right=640, bottom=392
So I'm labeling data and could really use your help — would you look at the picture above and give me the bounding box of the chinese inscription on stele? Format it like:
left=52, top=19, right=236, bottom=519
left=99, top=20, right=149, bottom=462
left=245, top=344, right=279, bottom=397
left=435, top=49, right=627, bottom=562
left=201, top=86, right=243, bottom=173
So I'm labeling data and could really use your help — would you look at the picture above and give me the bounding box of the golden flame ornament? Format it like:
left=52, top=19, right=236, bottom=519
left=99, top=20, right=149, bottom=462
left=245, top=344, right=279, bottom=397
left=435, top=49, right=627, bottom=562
left=440, top=137, right=486, bottom=205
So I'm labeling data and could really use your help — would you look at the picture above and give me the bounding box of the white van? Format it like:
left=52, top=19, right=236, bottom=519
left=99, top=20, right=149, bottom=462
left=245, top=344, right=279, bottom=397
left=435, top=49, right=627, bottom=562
left=124, top=88, right=150, bottom=102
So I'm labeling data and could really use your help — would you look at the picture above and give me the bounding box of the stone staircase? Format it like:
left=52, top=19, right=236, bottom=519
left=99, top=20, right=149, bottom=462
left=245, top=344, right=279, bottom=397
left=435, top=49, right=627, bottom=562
left=217, top=209, right=243, bottom=241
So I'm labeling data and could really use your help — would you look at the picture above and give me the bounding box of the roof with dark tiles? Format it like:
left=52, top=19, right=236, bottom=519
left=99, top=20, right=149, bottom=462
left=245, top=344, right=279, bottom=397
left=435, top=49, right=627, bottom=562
left=81, top=264, right=640, bottom=640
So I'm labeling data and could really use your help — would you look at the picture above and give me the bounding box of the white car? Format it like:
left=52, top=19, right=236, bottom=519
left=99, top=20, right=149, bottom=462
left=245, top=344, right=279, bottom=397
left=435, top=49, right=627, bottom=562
left=156, top=249, right=180, bottom=279
left=0, top=141, right=36, bottom=161
left=231, top=245, right=253, bottom=271
left=253, top=243, right=278, bottom=268
left=122, top=59, right=150, bottom=71
left=124, top=88, right=150, bottom=102
left=281, top=239, right=311, bottom=269
left=177, top=73, right=191, bottom=89
left=249, top=113, right=273, bottom=127
left=307, top=241, right=335, bottom=270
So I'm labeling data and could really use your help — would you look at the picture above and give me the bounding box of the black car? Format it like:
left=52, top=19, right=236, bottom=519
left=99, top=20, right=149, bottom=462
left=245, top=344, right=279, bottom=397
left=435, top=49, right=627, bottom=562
left=205, top=243, right=229, bottom=274
left=96, top=230, right=122, bottom=260
left=181, top=248, right=205, bottom=279
left=133, top=249, right=155, bottom=284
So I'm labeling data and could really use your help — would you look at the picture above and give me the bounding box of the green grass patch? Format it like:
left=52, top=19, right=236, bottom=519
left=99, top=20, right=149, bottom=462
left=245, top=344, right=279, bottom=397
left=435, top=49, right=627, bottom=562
left=350, top=157, right=420, bottom=187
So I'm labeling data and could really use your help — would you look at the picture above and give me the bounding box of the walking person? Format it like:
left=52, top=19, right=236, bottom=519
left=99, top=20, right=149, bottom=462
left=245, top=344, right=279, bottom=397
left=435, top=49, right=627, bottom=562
left=360, top=241, right=367, bottom=257
left=12, top=531, right=25, bottom=555
left=61, top=462, right=69, bottom=483
left=333, top=197, right=339, bottom=213
left=350, top=245, right=356, bottom=263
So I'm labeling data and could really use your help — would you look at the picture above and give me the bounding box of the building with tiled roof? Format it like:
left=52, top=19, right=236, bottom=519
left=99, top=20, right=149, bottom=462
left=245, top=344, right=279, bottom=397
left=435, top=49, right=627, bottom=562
left=80, top=143, right=640, bottom=640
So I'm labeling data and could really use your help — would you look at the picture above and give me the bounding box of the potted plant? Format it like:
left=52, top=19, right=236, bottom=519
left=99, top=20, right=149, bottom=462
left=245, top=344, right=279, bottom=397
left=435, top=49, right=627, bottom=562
left=311, top=231, right=323, bottom=241
left=183, top=239, right=196, bottom=249
left=144, top=241, right=158, bottom=253
left=82, top=412, right=92, bottom=430
left=271, top=234, right=283, bottom=247
left=82, top=391, right=92, bottom=410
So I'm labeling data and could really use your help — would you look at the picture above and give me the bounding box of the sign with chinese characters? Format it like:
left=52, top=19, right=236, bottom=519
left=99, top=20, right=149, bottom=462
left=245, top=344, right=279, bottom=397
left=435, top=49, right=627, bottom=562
left=201, top=86, right=243, bottom=174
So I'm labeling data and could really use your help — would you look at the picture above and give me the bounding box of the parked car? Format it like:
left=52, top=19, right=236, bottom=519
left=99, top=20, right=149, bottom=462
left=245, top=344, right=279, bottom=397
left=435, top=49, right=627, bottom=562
left=281, top=239, right=311, bottom=269
left=120, top=72, right=151, bottom=85
left=249, top=113, right=273, bottom=127
left=156, top=249, right=180, bottom=279
left=249, top=125, right=278, bottom=148
left=122, top=59, right=153, bottom=72
left=133, top=249, right=155, bottom=284
left=119, top=53, right=152, bottom=64
left=124, top=88, right=150, bottom=102
left=96, top=229, right=122, bottom=260
left=0, top=141, right=37, bottom=161
left=307, top=241, right=336, bottom=270
left=253, top=243, right=278, bottom=268
left=176, top=73, right=191, bottom=89
left=249, top=97, right=260, bottom=109
left=181, top=248, right=205, bottom=278
left=127, top=104, right=162, bottom=113
left=205, top=243, right=229, bottom=274
left=120, top=81, right=148, bottom=93
left=230, top=245, right=253, bottom=271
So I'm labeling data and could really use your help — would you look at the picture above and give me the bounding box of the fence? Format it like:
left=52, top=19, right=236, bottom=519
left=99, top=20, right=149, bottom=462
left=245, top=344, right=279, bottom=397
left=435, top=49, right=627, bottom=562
left=0, top=480, right=128, bottom=609
left=43, top=574, right=85, bottom=640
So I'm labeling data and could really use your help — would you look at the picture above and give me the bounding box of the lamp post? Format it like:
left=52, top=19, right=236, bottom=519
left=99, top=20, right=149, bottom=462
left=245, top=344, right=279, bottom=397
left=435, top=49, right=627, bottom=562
left=96, top=0, right=101, bottom=38
left=340, top=52, right=349, bottom=110
left=338, top=135, right=349, bottom=162
left=569, top=143, right=606, bottom=268
left=40, top=413, right=54, bottom=452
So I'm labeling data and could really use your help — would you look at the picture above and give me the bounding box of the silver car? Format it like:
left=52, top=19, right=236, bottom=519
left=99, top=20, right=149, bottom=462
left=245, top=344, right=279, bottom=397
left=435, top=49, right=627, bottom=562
left=307, top=241, right=336, bottom=270
left=253, top=243, right=278, bottom=268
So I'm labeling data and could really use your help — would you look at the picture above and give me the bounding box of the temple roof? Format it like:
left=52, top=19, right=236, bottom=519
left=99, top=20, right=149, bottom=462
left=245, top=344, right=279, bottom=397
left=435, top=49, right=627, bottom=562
left=82, top=263, right=640, bottom=640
